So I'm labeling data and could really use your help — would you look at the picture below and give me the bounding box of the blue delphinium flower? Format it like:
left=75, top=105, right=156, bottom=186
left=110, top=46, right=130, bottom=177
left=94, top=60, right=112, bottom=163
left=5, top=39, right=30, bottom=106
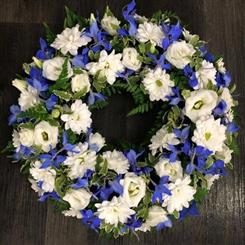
left=27, top=67, right=49, bottom=92
left=36, top=38, right=55, bottom=60
left=179, top=201, right=199, bottom=220
left=152, top=176, right=171, bottom=204
left=8, top=105, right=22, bottom=125
left=81, top=209, right=101, bottom=232
left=87, top=91, right=107, bottom=105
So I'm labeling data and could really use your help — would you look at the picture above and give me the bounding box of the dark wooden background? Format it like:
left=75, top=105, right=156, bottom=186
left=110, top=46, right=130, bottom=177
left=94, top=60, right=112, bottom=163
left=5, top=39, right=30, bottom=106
left=0, top=0, right=244, bottom=244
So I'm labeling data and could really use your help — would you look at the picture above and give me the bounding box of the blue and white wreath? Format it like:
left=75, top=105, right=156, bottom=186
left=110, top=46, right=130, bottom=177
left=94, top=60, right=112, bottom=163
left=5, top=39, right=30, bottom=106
left=6, top=0, right=239, bottom=238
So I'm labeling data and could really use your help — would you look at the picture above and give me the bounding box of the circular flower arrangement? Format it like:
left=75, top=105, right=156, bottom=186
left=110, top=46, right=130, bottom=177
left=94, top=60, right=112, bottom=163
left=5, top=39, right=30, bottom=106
left=6, top=0, right=239, bottom=238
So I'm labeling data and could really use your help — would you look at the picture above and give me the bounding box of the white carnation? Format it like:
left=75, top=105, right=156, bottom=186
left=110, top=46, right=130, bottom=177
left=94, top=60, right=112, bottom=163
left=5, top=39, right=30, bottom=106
left=142, top=67, right=174, bottom=101
left=86, top=50, right=124, bottom=85
left=215, top=144, right=233, bottom=164
left=101, top=15, right=120, bottom=35
left=184, top=89, right=218, bottom=122
left=95, top=196, right=135, bottom=226
left=192, top=116, right=226, bottom=152
left=165, top=40, right=195, bottom=69
left=42, top=57, right=73, bottom=81
left=61, top=100, right=92, bottom=134
left=18, top=85, right=40, bottom=111
left=64, top=142, right=97, bottom=179
left=63, top=209, right=82, bottom=219
left=162, top=176, right=196, bottom=213
left=149, top=127, right=180, bottom=155
left=88, top=132, right=105, bottom=151
left=120, top=173, right=146, bottom=207
left=154, top=158, right=183, bottom=182
left=34, top=121, right=59, bottom=152
left=51, top=24, right=91, bottom=55
left=102, top=150, right=129, bottom=174
left=220, top=87, right=234, bottom=112
left=12, top=130, right=20, bottom=149
left=71, top=72, right=90, bottom=93
left=122, top=47, right=141, bottom=71
left=19, top=128, right=34, bottom=147
left=136, top=22, right=165, bottom=46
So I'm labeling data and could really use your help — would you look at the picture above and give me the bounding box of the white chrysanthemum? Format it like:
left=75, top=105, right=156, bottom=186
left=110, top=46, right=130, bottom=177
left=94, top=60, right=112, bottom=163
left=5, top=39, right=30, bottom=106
left=154, top=158, right=183, bottom=182
left=42, top=57, right=73, bottom=81
left=215, top=144, right=233, bottom=164
left=192, top=116, right=227, bottom=152
left=136, top=206, right=170, bottom=232
left=12, top=79, right=27, bottom=92
left=136, top=22, right=165, bottom=46
left=88, top=132, right=105, bottom=151
left=102, top=150, right=129, bottom=174
left=34, top=121, right=59, bottom=152
left=29, top=161, right=56, bottom=193
left=216, top=58, right=226, bottom=74
left=71, top=72, right=91, bottom=94
left=101, top=15, right=120, bottom=35
left=19, top=128, right=34, bottom=147
left=95, top=196, right=135, bottom=226
left=162, top=176, right=196, bottom=213
left=184, top=89, right=218, bottom=122
left=12, top=130, right=20, bottom=149
left=220, top=87, right=234, bottom=112
left=195, top=60, right=217, bottom=89
left=120, top=173, right=146, bottom=207
left=142, top=67, right=174, bottom=101
left=18, top=85, right=40, bottom=111
left=149, top=127, right=180, bottom=155
left=165, top=40, right=195, bottom=69
left=64, top=142, right=97, bottom=179
left=63, top=188, right=91, bottom=210
left=202, top=174, right=220, bottom=190
left=51, top=24, right=91, bottom=55
left=61, top=100, right=92, bottom=134
left=86, top=50, right=124, bottom=85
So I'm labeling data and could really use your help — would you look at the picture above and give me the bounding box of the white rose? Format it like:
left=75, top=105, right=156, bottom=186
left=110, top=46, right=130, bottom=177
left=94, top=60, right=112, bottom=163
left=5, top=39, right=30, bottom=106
left=34, top=121, right=59, bottom=152
left=137, top=206, right=170, bottom=232
left=63, top=188, right=91, bottom=210
left=88, top=132, right=105, bottom=151
left=165, top=41, right=195, bottom=69
left=120, top=173, right=146, bottom=207
left=101, top=15, right=120, bottom=36
left=71, top=72, right=90, bottom=93
left=19, top=128, right=34, bottom=147
left=184, top=89, right=218, bottom=122
left=42, top=57, right=73, bottom=81
left=12, top=79, right=27, bottom=92
left=122, top=48, right=142, bottom=71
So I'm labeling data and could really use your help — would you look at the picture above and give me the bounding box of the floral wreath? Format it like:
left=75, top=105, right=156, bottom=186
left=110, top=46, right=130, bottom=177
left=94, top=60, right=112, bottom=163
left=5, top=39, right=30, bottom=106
left=5, top=0, right=239, bottom=239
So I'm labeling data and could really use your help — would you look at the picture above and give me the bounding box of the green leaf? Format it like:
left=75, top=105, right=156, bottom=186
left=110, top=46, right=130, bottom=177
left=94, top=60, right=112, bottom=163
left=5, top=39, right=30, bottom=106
left=20, top=161, right=31, bottom=174
left=64, top=6, right=88, bottom=28
left=43, top=22, right=56, bottom=44
left=194, top=187, right=209, bottom=203
left=53, top=90, right=72, bottom=101
left=136, top=206, right=149, bottom=220
left=127, top=102, right=153, bottom=116
left=172, top=210, right=180, bottom=219
left=55, top=174, right=68, bottom=197
left=72, top=87, right=88, bottom=99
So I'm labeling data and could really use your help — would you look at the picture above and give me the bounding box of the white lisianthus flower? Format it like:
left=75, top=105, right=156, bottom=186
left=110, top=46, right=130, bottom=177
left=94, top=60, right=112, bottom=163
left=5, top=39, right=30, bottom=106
left=149, top=127, right=180, bottom=155
left=95, top=196, right=135, bottom=226
left=154, top=158, right=183, bottom=182
left=12, top=79, right=27, bottom=92
left=215, top=144, right=233, bottom=164
left=184, top=89, right=218, bottom=122
left=61, top=100, right=92, bottom=134
left=162, top=176, right=196, bottom=213
left=196, top=60, right=217, bottom=88
left=51, top=24, right=91, bottom=55
left=12, top=130, right=21, bottom=149
left=63, top=188, right=92, bottom=210
left=142, top=67, right=174, bottom=101
left=220, top=87, right=234, bottom=112
left=34, top=121, right=59, bottom=152
left=192, top=116, right=227, bottom=152
left=122, top=47, right=142, bottom=71
left=120, top=173, right=146, bottom=207
left=216, top=58, right=226, bottom=74
left=64, top=142, right=97, bottom=179
left=88, top=132, right=105, bottom=151
left=86, top=50, right=124, bottom=85
left=165, top=40, right=195, bottom=69
left=19, top=128, right=34, bottom=147
left=136, top=206, right=170, bottom=232
left=203, top=174, right=220, bottom=190
left=29, top=161, right=56, bottom=193
left=42, top=57, right=73, bottom=81
left=18, top=85, right=40, bottom=111
left=101, top=15, right=120, bottom=35
left=102, top=150, right=129, bottom=174
left=136, top=22, right=165, bottom=46
left=71, top=72, right=91, bottom=94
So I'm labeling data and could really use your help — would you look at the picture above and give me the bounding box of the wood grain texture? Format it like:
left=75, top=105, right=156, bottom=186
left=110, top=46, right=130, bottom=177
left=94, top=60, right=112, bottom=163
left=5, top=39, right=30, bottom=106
left=0, top=0, right=244, bottom=244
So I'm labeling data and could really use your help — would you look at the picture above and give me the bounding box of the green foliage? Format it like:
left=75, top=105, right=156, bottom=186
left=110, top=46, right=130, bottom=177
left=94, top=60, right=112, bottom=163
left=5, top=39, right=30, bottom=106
left=151, top=10, right=180, bottom=24
left=64, top=6, right=88, bottom=28
left=49, top=199, right=70, bottom=212
left=43, top=22, right=56, bottom=44
left=89, top=99, right=109, bottom=111
left=194, top=187, right=209, bottom=203
left=127, top=101, right=153, bottom=116
left=55, top=174, right=71, bottom=197
left=53, top=90, right=72, bottom=101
